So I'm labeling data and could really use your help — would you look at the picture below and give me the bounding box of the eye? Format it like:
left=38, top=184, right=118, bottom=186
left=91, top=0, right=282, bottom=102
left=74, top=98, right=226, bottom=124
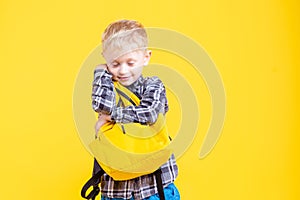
left=111, top=62, right=119, bottom=67
left=127, top=62, right=135, bottom=66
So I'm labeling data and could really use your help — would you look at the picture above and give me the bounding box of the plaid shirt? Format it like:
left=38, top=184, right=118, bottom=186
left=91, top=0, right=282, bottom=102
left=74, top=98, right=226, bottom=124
left=92, top=68, right=178, bottom=199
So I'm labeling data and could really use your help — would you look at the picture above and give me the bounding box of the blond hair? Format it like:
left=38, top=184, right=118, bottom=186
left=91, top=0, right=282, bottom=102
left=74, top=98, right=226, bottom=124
left=101, top=20, right=148, bottom=64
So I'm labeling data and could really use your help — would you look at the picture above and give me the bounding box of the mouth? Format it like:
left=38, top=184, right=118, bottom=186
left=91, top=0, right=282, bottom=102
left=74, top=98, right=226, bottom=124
left=118, top=76, right=130, bottom=81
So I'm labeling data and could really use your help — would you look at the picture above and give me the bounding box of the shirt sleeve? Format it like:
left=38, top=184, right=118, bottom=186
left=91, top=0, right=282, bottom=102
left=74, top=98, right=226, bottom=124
left=111, top=77, right=169, bottom=124
left=91, top=68, right=115, bottom=114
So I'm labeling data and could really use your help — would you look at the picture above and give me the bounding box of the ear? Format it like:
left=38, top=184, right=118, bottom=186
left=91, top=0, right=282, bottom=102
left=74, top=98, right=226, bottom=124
left=143, top=50, right=152, bottom=66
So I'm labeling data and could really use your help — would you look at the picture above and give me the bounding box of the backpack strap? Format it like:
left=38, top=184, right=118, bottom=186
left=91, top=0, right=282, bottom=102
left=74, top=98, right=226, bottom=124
left=154, top=169, right=166, bottom=200
left=81, top=159, right=104, bottom=200
left=115, top=87, right=138, bottom=106
left=114, top=81, right=141, bottom=105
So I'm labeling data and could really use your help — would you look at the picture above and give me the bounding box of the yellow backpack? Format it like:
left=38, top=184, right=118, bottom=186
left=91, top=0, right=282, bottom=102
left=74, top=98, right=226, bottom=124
left=88, top=81, right=172, bottom=181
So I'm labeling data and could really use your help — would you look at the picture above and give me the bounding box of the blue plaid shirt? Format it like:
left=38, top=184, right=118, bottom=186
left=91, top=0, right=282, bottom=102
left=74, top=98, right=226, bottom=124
left=91, top=68, right=178, bottom=199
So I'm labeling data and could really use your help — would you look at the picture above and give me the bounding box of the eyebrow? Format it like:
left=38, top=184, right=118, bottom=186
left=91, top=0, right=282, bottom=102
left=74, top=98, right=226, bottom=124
left=113, top=58, right=137, bottom=63
left=127, top=58, right=136, bottom=62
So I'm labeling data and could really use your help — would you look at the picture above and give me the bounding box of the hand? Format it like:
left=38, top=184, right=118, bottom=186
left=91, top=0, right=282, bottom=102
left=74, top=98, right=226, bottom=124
left=95, top=64, right=108, bottom=70
left=94, top=113, right=112, bottom=137
left=95, top=63, right=114, bottom=78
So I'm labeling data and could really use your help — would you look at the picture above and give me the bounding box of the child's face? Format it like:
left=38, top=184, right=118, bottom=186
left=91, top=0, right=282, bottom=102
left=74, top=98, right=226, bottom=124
left=107, top=50, right=151, bottom=86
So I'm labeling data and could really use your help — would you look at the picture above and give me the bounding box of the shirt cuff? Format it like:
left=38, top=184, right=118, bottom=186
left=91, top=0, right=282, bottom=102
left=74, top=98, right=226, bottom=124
left=111, top=107, right=122, bottom=123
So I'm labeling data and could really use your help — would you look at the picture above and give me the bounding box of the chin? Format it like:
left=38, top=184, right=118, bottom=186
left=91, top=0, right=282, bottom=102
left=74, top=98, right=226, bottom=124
left=119, top=81, right=132, bottom=86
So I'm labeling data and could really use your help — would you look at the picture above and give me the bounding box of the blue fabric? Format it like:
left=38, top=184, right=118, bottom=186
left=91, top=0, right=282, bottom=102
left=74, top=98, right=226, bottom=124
left=101, top=183, right=180, bottom=200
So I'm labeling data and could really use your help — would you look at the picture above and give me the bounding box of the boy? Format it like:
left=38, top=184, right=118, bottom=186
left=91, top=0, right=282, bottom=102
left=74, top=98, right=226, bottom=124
left=91, top=19, right=180, bottom=200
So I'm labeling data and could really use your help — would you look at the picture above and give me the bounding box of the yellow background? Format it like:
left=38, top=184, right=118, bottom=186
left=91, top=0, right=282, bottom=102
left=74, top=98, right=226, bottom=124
left=0, top=0, right=299, bottom=199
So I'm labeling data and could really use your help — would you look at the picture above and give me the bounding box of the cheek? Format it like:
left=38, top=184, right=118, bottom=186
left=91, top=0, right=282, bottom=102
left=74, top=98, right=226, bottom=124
left=108, top=67, right=119, bottom=76
left=131, top=66, right=143, bottom=76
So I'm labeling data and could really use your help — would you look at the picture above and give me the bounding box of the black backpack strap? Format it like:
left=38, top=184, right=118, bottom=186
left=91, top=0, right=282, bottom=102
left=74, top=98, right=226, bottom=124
left=115, top=87, right=138, bottom=106
left=81, top=159, right=104, bottom=200
left=154, top=169, right=166, bottom=200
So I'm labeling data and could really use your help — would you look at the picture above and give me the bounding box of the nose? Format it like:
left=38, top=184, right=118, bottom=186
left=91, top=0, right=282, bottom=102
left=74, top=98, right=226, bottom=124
left=119, top=63, right=129, bottom=75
